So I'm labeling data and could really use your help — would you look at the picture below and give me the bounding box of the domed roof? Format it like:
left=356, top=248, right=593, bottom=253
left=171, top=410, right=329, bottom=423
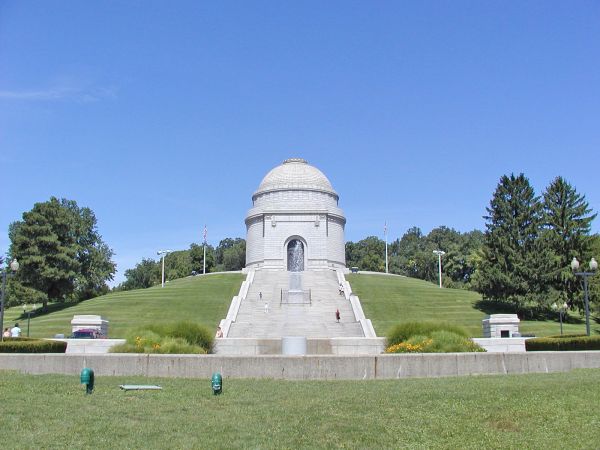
left=254, top=158, right=337, bottom=198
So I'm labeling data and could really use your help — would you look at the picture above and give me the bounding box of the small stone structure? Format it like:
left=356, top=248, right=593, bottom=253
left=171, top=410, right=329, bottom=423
left=482, top=314, right=520, bottom=338
left=71, top=315, right=109, bottom=336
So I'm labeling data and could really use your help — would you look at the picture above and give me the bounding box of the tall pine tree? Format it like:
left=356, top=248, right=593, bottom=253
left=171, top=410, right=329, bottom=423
left=8, top=197, right=115, bottom=307
left=475, top=174, right=547, bottom=311
left=541, top=176, right=596, bottom=310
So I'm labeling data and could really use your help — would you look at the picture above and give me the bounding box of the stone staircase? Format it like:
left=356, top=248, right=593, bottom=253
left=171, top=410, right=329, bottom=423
left=226, top=269, right=364, bottom=338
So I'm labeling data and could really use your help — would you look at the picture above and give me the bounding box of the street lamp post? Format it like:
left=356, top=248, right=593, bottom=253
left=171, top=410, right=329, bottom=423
left=1, top=259, right=20, bottom=341
left=552, top=302, right=568, bottom=335
left=432, top=250, right=445, bottom=288
left=22, top=304, right=35, bottom=337
left=157, top=250, right=172, bottom=288
left=571, top=257, right=598, bottom=337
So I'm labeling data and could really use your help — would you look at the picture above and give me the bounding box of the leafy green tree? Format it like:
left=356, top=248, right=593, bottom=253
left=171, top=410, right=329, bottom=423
left=392, top=227, right=426, bottom=278
left=222, top=240, right=246, bottom=271
left=189, top=243, right=215, bottom=273
left=164, top=250, right=193, bottom=280
left=120, top=259, right=160, bottom=290
left=475, top=174, right=547, bottom=310
left=541, top=176, right=597, bottom=310
left=345, top=236, right=385, bottom=272
left=60, top=199, right=116, bottom=300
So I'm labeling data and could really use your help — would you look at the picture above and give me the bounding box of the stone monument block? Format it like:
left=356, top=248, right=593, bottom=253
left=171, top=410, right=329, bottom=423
left=71, top=315, right=109, bottom=336
left=482, top=314, right=520, bottom=338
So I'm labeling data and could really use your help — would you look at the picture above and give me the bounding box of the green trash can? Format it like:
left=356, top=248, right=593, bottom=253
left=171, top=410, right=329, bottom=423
left=211, top=372, right=222, bottom=395
left=80, top=368, right=95, bottom=395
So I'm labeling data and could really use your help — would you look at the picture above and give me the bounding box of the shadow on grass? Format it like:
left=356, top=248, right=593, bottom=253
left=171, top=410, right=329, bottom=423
left=17, top=301, right=81, bottom=320
left=473, top=299, right=586, bottom=323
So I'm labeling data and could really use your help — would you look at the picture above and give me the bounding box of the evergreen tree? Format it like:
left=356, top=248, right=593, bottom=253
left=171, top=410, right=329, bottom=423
left=8, top=197, right=116, bottom=307
left=9, top=198, right=80, bottom=307
left=475, top=174, right=546, bottom=310
left=542, top=176, right=596, bottom=310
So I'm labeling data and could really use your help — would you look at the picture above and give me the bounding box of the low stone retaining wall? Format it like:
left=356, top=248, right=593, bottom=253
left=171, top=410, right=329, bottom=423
left=214, top=337, right=385, bottom=355
left=1, top=352, right=599, bottom=380
left=52, top=339, right=126, bottom=354
left=472, top=337, right=527, bottom=353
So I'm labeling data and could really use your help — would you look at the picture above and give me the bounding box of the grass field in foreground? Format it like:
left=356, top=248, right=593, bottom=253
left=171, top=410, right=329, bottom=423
left=2, top=273, right=244, bottom=339
left=2, top=369, right=600, bottom=449
left=347, top=273, right=592, bottom=338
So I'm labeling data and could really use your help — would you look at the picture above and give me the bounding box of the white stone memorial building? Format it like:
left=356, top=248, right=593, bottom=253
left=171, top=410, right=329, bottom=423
left=245, top=158, right=346, bottom=271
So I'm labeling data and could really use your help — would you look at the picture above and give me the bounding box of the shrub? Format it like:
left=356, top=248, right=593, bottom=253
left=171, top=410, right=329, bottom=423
left=387, top=321, right=469, bottom=346
left=526, top=335, right=600, bottom=351
left=425, top=331, right=484, bottom=353
left=147, top=321, right=213, bottom=352
left=0, top=338, right=67, bottom=353
left=155, top=337, right=206, bottom=354
left=386, top=335, right=432, bottom=353
left=385, top=331, right=484, bottom=353
left=109, top=322, right=213, bottom=354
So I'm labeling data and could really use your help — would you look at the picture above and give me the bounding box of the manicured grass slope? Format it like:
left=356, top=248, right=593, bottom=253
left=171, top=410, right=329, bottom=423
left=1, top=370, right=600, bottom=448
left=347, top=273, right=591, bottom=337
left=3, top=273, right=244, bottom=338
left=5, top=272, right=590, bottom=339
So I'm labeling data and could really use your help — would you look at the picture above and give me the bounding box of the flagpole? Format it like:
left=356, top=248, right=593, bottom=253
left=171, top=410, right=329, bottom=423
left=203, top=225, right=207, bottom=275
left=384, top=221, right=388, bottom=274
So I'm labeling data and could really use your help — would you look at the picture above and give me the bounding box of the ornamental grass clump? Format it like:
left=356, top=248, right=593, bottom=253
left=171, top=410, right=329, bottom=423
left=385, top=322, right=484, bottom=353
left=110, top=321, right=212, bottom=354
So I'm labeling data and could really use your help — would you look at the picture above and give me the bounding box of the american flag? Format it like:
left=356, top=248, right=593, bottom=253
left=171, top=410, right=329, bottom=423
left=203, top=225, right=207, bottom=244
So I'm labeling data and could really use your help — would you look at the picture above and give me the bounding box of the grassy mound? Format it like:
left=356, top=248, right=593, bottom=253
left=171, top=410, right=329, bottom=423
left=347, top=273, right=592, bottom=337
left=3, top=271, right=592, bottom=340
left=2, top=273, right=244, bottom=339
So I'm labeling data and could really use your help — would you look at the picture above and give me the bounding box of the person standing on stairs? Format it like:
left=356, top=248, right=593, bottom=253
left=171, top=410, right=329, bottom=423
left=335, top=309, right=340, bottom=323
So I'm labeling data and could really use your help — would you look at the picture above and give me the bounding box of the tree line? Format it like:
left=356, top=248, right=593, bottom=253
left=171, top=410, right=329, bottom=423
left=117, top=238, right=246, bottom=291
left=346, top=228, right=483, bottom=289
left=346, top=174, right=599, bottom=316
left=3, top=174, right=597, bottom=315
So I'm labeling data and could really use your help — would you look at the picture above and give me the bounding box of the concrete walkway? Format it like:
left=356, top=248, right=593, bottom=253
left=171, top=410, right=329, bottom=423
left=227, top=270, right=364, bottom=338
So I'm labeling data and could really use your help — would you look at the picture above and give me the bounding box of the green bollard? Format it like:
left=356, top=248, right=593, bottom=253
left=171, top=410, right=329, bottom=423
left=211, top=372, right=222, bottom=395
left=80, top=368, right=95, bottom=395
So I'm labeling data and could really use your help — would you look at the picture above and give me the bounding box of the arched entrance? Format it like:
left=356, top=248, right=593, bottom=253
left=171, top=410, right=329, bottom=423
left=287, top=239, right=305, bottom=271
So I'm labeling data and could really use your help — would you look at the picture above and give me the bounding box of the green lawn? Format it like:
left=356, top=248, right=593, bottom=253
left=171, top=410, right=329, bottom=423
left=3, top=273, right=244, bottom=338
left=348, top=273, right=593, bottom=338
left=1, top=369, right=600, bottom=448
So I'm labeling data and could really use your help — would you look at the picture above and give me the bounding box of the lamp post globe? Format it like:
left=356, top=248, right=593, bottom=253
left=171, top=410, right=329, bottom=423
left=1, top=258, right=19, bottom=342
left=432, top=250, right=445, bottom=289
left=571, top=257, right=598, bottom=336
left=157, top=250, right=172, bottom=288
left=571, top=257, right=579, bottom=271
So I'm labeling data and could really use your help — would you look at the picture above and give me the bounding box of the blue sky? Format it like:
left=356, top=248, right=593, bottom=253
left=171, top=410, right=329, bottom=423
left=1, top=1, right=599, bottom=285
